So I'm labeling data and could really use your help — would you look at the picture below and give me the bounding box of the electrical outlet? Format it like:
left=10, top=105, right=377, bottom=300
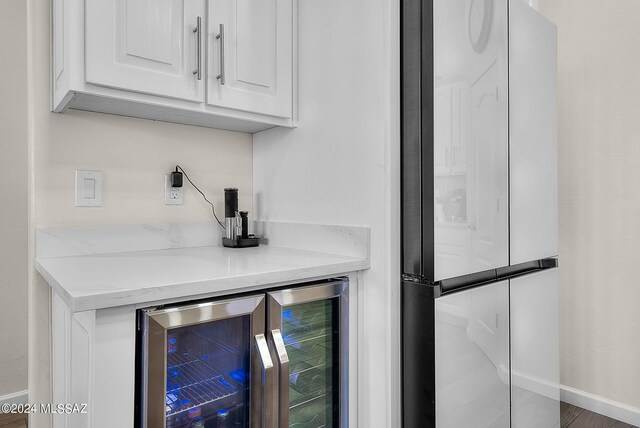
left=164, top=175, right=183, bottom=205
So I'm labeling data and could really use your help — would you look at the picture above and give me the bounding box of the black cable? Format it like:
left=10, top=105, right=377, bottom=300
left=175, top=165, right=225, bottom=230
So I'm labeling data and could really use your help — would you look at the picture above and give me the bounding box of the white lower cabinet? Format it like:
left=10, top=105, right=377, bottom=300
left=510, top=268, right=560, bottom=428
left=53, top=0, right=295, bottom=133
left=52, top=294, right=136, bottom=428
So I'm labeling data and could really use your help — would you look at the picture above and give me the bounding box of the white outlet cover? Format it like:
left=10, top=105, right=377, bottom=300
left=75, top=170, right=102, bottom=207
left=164, top=175, right=183, bottom=205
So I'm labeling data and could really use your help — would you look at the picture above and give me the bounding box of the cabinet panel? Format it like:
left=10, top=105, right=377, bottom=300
left=208, top=0, right=293, bottom=118
left=510, top=268, right=560, bottom=428
left=236, top=0, right=276, bottom=88
left=52, top=294, right=69, bottom=428
left=509, top=0, right=558, bottom=265
left=86, top=0, right=205, bottom=102
left=435, top=281, right=510, bottom=428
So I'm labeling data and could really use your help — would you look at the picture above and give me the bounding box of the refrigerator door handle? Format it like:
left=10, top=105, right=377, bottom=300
left=270, top=329, right=290, bottom=427
left=255, top=333, right=277, bottom=428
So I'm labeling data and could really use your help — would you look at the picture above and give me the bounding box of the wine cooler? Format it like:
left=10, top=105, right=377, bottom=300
left=137, top=279, right=349, bottom=428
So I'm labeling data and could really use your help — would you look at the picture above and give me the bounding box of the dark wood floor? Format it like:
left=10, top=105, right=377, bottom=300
left=562, top=402, right=637, bottom=428
left=0, top=402, right=636, bottom=427
left=0, top=412, right=27, bottom=428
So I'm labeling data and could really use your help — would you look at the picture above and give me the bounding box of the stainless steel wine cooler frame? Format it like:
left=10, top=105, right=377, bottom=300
left=139, top=278, right=349, bottom=428
left=267, top=280, right=349, bottom=428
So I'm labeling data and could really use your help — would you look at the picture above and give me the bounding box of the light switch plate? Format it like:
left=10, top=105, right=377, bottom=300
left=164, top=175, right=183, bottom=205
left=75, top=170, right=102, bottom=207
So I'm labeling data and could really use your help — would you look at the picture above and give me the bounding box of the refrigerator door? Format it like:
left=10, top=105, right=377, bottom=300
left=402, top=0, right=510, bottom=282
left=267, top=280, right=348, bottom=428
left=141, top=294, right=273, bottom=428
left=510, top=268, right=560, bottom=427
left=435, top=280, right=510, bottom=427
left=509, top=0, right=558, bottom=265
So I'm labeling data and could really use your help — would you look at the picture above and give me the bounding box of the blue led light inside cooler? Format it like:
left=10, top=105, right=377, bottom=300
left=229, top=369, right=246, bottom=383
left=218, top=377, right=232, bottom=388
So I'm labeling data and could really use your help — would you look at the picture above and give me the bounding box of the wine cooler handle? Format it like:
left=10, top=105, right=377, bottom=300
left=270, top=329, right=290, bottom=428
left=255, top=333, right=277, bottom=428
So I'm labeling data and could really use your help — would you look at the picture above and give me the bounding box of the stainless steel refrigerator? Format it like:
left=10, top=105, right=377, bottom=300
left=136, top=279, right=349, bottom=428
left=401, top=0, right=559, bottom=426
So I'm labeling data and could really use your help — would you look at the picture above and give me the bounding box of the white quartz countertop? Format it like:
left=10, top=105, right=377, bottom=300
left=36, top=244, right=368, bottom=312
left=35, top=222, right=369, bottom=312
left=36, top=221, right=370, bottom=312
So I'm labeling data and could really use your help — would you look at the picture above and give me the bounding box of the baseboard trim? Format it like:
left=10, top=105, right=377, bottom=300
left=513, top=370, right=558, bottom=400
left=561, top=385, right=640, bottom=427
left=0, top=390, right=29, bottom=407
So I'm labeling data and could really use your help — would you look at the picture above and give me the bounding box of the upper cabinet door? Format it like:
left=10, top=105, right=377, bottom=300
left=509, top=0, right=558, bottom=265
left=433, top=0, right=509, bottom=280
left=86, top=0, right=205, bottom=102
left=207, top=0, right=293, bottom=118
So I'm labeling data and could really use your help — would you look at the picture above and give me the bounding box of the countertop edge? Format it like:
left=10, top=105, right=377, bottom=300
left=36, top=253, right=369, bottom=313
left=72, top=259, right=368, bottom=312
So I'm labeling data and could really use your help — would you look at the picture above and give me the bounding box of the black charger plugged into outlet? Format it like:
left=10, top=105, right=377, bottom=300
left=170, top=169, right=183, bottom=188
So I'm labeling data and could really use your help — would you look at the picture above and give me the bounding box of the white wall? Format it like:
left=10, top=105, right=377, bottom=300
left=253, top=0, right=400, bottom=426
left=26, top=0, right=254, bottom=426
left=0, top=0, right=29, bottom=402
left=540, top=0, right=640, bottom=411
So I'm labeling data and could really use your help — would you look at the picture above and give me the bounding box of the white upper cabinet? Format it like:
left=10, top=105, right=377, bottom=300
left=207, top=0, right=293, bottom=118
left=52, top=0, right=296, bottom=133
left=86, top=0, right=205, bottom=102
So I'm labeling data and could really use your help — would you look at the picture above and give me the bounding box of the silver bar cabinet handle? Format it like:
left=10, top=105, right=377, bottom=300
left=270, top=329, right=290, bottom=428
left=192, top=16, right=202, bottom=80
left=216, top=23, right=226, bottom=85
left=255, top=334, right=276, bottom=428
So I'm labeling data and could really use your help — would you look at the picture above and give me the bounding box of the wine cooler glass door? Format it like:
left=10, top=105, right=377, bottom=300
left=141, top=294, right=272, bottom=428
left=267, top=280, right=349, bottom=428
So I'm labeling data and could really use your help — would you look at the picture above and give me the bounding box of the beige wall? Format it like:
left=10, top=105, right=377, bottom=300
left=0, top=0, right=29, bottom=400
left=26, top=0, right=253, bottom=425
left=540, top=0, right=640, bottom=409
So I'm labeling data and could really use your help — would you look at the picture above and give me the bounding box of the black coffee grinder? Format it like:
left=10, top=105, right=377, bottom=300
left=222, top=188, right=260, bottom=248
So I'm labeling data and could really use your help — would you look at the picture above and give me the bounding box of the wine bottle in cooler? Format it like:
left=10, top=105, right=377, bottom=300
left=290, top=366, right=324, bottom=394
left=217, top=409, right=230, bottom=428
